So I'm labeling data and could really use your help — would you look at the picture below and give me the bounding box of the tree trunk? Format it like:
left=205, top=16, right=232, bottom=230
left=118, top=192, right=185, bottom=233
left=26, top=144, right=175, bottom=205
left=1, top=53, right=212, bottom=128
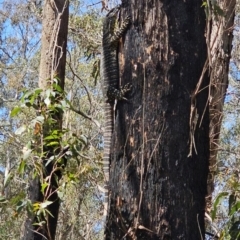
left=23, top=1, right=69, bottom=240
left=206, top=0, right=235, bottom=213
left=106, top=1, right=210, bottom=239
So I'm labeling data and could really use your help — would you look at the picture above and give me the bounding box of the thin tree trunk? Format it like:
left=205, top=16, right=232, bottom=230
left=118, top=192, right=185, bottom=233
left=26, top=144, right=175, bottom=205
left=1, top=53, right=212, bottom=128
left=206, top=0, right=235, bottom=213
left=23, top=1, right=69, bottom=240
left=106, top=1, right=210, bottom=239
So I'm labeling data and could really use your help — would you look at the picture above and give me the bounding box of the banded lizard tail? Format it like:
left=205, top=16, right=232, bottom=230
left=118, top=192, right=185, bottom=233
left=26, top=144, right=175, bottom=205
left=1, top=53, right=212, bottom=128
left=100, top=5, right=131, bottom=220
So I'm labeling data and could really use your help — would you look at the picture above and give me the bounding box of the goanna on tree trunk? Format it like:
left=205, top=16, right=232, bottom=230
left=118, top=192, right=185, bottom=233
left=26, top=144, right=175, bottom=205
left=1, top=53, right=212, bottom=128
left=105, top=1, right=210, bottom=239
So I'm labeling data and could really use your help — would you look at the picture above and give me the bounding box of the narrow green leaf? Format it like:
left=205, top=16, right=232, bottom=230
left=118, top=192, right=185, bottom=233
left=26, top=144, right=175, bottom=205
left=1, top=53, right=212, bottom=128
left=18, top=160, right=27, bottom=174
left=46, top=141, right=59, bottom=146
left=21, top=90, right=33, bottom=101
left=33, top=221, right=46, bottom=226
left=41, top=182, right=48, bottom=194
left=52, top=129, right=60, bottom=135
left=45, top=208, right=54, bottom=218
left=53, top=83, right=63, bottom=93
left=229, top=201, right=240, bottom=216
left=228, top=193, right=236, bottom=214
left=34, top=88, right=43, bottom=95
left=44, top=135, right=58, bottom=140
left=30, top=94, right=36, bottom=105
left=44, top=135, right=56, bottom=140
left=26, top=199, right=33, bottom=213
left=211, top=192, right=228, bottom=220
left=10, top=106, right=21, bottom=117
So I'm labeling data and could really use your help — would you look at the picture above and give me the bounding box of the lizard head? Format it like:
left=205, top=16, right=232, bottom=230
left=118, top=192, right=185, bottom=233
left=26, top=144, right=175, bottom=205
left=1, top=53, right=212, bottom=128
left=104, top=5, right=121, bottom=33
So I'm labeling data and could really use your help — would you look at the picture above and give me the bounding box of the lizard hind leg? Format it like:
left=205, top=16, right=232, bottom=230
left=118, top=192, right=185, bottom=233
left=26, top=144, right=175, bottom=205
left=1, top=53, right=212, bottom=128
left=107, top=83, right=133, bottom=102
left=119, top=83, right=133, bottom=101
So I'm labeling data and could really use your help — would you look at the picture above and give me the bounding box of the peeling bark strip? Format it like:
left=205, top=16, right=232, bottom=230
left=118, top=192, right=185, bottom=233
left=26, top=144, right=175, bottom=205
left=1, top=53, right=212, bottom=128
left=206, top=0, right=236, bottom=211
left=23, top=1, right=69, bottom=240
left=106, top=1, right=211, bottom=239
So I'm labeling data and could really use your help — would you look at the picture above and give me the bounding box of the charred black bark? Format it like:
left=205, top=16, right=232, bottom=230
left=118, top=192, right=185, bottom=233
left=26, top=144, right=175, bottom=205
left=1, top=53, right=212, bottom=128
left=106, top=1, right=210, bottom=239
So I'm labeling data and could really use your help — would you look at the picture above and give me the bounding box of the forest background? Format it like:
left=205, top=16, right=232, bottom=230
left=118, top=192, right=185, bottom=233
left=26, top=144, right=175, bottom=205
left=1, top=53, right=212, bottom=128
left=0, top=0, right=239, bottom=239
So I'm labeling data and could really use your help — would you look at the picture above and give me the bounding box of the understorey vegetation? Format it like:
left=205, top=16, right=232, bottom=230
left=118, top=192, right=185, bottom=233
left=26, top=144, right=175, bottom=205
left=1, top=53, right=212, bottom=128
left=0, top=0, right=238, bottom=239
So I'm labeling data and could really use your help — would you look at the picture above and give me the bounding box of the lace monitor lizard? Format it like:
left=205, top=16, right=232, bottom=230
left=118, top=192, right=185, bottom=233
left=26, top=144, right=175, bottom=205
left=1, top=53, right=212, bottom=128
left=100, top=5, right=131, bottom=219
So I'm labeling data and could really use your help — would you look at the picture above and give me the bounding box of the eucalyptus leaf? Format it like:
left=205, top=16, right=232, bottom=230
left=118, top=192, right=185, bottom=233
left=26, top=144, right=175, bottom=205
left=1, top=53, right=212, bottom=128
left=10, top=106, right=21, bottom=117
left=211, top=192, right=228, bottom=220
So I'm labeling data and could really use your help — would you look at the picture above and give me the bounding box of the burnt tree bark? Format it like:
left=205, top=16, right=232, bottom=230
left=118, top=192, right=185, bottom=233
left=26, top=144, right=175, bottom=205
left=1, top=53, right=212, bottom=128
left=106, top=1, right=210, bottom=239
left=23, top=1, right=69, bottom=240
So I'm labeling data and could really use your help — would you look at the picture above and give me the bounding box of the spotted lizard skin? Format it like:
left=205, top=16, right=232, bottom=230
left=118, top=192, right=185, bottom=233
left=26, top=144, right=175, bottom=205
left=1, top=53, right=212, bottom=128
left=100, top=5, right=131, bottom=219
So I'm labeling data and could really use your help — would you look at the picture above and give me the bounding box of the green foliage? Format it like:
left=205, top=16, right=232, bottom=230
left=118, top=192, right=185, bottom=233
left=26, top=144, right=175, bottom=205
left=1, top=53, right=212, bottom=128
left=211, top=191, right=240, bottom=239
left=212, top=76, right=240, bottom=238
left=7, top=79, right=103, bottom=236
left=0, top=0, right=104, bottom=238
left=211, top=192, right=228, bottom=220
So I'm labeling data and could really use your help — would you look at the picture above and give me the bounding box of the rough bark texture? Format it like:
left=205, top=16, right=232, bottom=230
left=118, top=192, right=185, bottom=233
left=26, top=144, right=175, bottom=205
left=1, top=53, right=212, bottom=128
left=39, top=0, right=68, bottom=90
left=106, top=1, right=210, bottom=239
left=206, top=0, right=235, bottom=211
left=23, top=1, right=69, bottom=240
